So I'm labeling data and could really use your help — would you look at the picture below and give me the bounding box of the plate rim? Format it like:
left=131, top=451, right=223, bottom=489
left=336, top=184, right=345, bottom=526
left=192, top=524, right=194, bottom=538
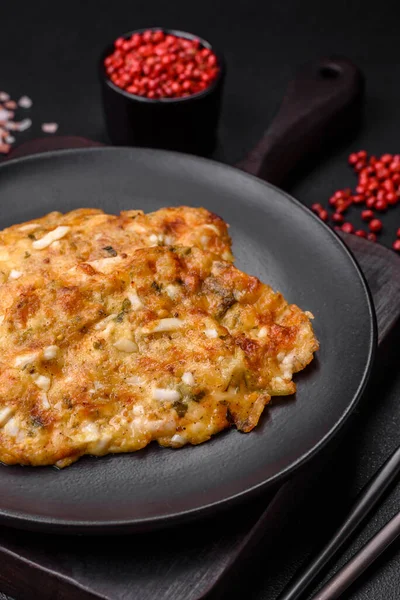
left=0, top=147, right=377, bottom=533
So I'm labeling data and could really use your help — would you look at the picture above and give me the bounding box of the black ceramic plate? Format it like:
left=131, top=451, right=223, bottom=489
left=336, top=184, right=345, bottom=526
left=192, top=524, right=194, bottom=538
left=0, top=148, right=376, bottom=534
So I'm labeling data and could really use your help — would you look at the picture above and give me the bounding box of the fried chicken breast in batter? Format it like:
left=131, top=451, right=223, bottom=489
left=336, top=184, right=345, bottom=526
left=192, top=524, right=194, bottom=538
left=0, top=206, right=233, bottom=280
left=0, top=208, right=318, bottom=467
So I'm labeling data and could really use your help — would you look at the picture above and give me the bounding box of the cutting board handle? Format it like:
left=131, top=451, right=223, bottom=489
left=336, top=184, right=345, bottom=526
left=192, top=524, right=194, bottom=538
left=237, top=56, right=365, bottom=187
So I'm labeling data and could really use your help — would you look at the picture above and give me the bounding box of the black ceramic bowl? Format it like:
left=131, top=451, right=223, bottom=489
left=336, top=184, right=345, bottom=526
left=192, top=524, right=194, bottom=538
left=99, top=27, right=226, bottom=156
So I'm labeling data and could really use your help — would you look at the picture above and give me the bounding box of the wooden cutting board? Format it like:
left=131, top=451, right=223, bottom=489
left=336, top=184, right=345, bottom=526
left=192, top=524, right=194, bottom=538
left=0, top=139, right=400, bottom=600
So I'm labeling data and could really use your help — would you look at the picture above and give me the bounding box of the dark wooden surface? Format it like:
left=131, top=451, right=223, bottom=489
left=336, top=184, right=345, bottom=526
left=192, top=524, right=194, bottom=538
left=236, top=57, right=364, bottom=187
left=0, top=230, right=398, bottom=600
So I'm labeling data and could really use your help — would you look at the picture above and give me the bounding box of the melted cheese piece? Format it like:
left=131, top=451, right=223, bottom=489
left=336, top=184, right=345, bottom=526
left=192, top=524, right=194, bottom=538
left=32, top=226, right=70, bottom=249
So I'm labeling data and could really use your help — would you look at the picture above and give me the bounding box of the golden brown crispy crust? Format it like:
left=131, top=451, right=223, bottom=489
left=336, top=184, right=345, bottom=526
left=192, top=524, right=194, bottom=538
left=0, top=237, right=318, bottom=467
left=0, top=206, right=233, bottom=283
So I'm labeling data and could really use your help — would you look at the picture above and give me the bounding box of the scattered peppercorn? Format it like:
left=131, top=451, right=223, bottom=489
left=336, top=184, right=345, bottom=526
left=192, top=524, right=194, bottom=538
left=375, top=199, right=388, bottom=212
left=311, top=203, right=329, bottom=222
left=332, top=212, right=344, bottom=224
left=361, top=209, right=374, bottom=222
left=393, top=239, right=400, bottom=252
left=311, top=203, right=323, bottom=213
left=341, top=222, right=354, bottom=234
left=321, top=150, right=400, bottom=249
left=369, top=219, right=383, bottom=233
left=121, top=298, right=131, bottom=311
left=104, top=30, right=220, bottom=99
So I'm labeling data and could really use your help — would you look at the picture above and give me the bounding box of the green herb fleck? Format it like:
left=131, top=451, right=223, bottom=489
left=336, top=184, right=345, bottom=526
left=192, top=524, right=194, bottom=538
left=93, top=340, right=103, bottom=350
left=103, top=245, right=117, bottom=257
left=31, top=416, right=44, bottom=428
left=193, top=391, right=206, bottom=403
left=226, top=408, right=235, bottom=424
left=63, top=397, right=73, bottom=409
left=122, top=298, right=131, bottom=312
left=20, top=327, right=33, bottom=341
left=115, top=311, right=125, bottom=323
left=151, top=281, right=162, bottom=293
left=173, top=400, right=188, bottom=418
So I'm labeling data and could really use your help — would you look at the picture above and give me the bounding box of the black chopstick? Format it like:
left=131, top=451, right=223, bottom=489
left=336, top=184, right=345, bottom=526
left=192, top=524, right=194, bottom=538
left=277, top=443, right=400, bottom=600
left=309, top=509, right=400, bottom=600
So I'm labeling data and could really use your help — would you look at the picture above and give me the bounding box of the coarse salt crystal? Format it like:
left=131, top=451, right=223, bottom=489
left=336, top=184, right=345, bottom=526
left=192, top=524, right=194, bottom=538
left=15, top=118, right=32, bottom=132
left=18, top=96, right=32, bottom=109
left=0, top=109, right=9, bottom=121
left=42, top=122, right=58, bottom=134
left=0, top=92, right=10, bottom=102
left=5, top=135, right=15, bottom=144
